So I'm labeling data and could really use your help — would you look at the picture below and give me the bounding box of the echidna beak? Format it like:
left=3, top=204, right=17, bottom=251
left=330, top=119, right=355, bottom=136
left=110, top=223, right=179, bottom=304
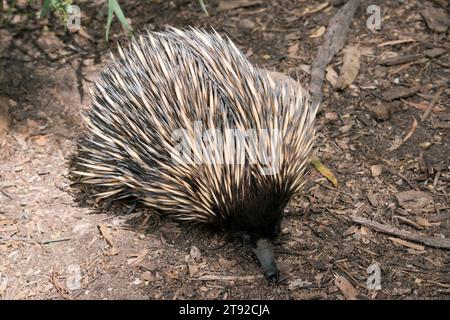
left=251, top=238, right=280, bottom=284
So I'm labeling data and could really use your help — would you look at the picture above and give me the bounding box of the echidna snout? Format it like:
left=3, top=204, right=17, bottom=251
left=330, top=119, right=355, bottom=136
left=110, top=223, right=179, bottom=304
left=251, top=239, right=279, bottom=283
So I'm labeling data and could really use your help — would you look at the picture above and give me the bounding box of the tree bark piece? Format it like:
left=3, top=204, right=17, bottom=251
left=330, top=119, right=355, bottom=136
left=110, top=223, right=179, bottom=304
left=309, top=0, right=361, bottom=107
left=351, top=216, right=450, bottom=250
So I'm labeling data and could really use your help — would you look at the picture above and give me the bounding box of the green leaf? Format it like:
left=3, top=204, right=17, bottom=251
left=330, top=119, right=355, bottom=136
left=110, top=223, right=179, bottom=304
left=311, top=159, right=338, bottom=187
left=198, top=0, right=209, bottom=16
left=106, top=0, right=132, bottom=42
left=40, top=0, right=51, bottom=18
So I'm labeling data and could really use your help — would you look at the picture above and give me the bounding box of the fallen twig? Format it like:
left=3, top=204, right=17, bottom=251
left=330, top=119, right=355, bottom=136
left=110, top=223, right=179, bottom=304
left=0, top=188, right=13, bottom=199
left=377, top=38, right=416, bottom=47
left=49, top=268, right=73, bottom=300
left=192, top=275, right=263, bottom=281
left=402, top=117, right=418, bottom=143
left=275, top=247, right=309, bottom=256
left=421, top=88, right=444, bottom=122
left=0, top=236, right=72, bottom=244
left=309, top=0, right=361, bottom=107
left=351, top=216, right=450, bottom=249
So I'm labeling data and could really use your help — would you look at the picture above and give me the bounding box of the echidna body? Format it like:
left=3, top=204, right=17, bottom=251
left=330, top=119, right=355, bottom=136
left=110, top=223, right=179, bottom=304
left=74, top=27, right=318, bottom=282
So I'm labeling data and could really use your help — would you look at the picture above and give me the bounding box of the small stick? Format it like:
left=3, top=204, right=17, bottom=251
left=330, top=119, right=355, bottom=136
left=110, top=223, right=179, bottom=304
left=0, top=188, right=13, bottom=199
left=0, top=236, right=71, bottom=244
left=351, top=216, right=450, bottom=249
left=421, top=88, right=444, bottom=122
left=192, top=275, right=263, bottom=281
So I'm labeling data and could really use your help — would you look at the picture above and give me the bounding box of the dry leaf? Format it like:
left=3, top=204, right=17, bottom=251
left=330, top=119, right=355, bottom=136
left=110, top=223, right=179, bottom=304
left=310, top=26, right=326, bottom=38
left=402, top=118, right=418, bottom=143
left=325, top=66, right=339, bottom=87
left=416, top=217, right=440, bottom=227
left=33, top=135, right=49, bottom=146
left=127, top=249, right=149, bottom=265
left=311, top=159, right=338, bottom=187
left=218, top=257, right=237, bottom=268
left=359, top=226, right=369, bottom=235
left=335, top=46, right=360, bottom=90
left=402, top=100, right=446, bottom=113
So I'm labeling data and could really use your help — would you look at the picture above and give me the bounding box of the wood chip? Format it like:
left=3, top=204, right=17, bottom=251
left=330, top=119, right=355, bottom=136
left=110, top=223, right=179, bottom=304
left=368, top=102, right=395, bottom=121
left=380, top=54, right=421, bottom=66
left=428, top=0, right=448, bottom=7
left=370, top=165, right=383, bottom=177
left=188, top=264, right=199, bottom=277
left=388, top=237, right=426, bottom=251
left=0, top=97, right=10, bottom=142
left=334, top=275, right=358, bottom=300
left=424, top=47, right=447, bottom=58
left=421, top=7, right=449, bottom=33
left=218, top=257, right=237, bottom=268
left=395, top=191, right=432, bottom=210
left=97, top=223, right=114, bottom=247
left=382, top=87, right=418, bottom=101
left=218, top=0, right=263, bottom=11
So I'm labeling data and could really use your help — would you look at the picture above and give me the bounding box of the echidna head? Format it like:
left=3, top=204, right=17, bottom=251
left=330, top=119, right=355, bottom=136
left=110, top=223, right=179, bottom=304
left=247, top=237, right=280, bottom=284
left=225, top=192, right=285, bottom=283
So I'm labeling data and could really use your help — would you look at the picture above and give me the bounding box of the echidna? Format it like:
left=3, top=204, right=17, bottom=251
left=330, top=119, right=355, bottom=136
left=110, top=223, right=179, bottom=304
left=73, top=27, right=318, bottom=283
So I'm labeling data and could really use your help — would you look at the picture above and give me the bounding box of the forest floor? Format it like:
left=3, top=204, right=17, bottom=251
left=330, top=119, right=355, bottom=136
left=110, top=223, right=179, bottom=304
left=0, top=0, right=449, bottom=299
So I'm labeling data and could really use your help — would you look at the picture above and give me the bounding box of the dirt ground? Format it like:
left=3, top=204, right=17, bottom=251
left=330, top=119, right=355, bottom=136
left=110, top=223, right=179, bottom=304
left=0, top=0, right=449, bottom=300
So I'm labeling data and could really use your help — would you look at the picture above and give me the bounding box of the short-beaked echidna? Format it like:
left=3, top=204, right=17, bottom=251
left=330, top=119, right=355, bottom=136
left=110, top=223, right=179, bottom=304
left=73, top=27, right=319, bottom=283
